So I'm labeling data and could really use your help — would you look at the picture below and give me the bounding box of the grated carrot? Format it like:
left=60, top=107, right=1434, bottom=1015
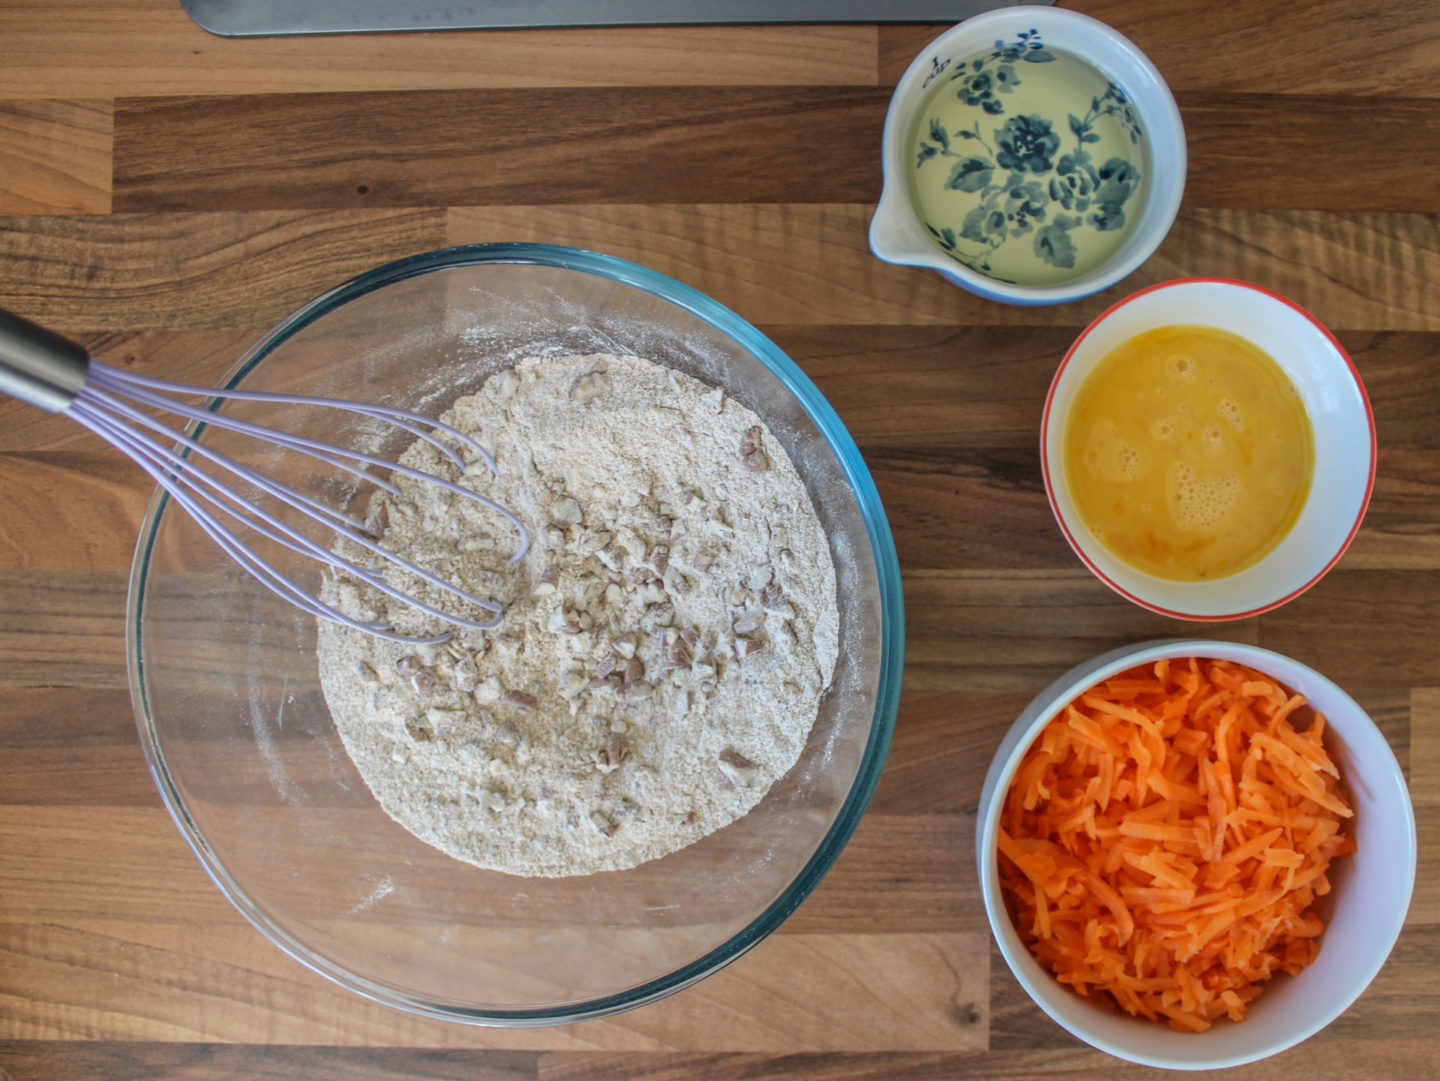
left=997, top=657, right=1356, bottom=1032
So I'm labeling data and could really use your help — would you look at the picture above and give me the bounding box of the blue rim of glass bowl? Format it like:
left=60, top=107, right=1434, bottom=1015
left=126, top=241, right=906, bottom=1025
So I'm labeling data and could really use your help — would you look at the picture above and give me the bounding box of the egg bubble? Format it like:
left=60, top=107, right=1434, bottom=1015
left=1217, top=396, right=1245, bottom=432
left=1150, top=415, right=1181, bottom=442
left=1166, top=461, right=1241, bottom=531
left=1168, top=354, right=1197, bottom=383
left=1083, top=417, right=1146, bottom=483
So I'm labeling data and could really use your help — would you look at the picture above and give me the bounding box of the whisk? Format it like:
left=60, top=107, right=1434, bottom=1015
left=0, top=307, right=530, bottom=645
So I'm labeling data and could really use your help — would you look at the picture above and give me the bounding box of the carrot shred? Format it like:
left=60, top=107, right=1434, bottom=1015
left=997, top=657, right=1356, bottom=1032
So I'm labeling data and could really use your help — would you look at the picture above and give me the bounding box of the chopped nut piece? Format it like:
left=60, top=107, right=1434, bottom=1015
left=363, top=503, right=389, bottom=540
left=502, top=690, right=538, bottom=711
left=739, top=425, right=770, bottom=472
left=718, top=747, right=759, bottom=787
left=591, top=734, right=627, bottom=773
left=636, top=581, right=667, bottom=605
left=732, top=610, right=766, bottom=636
left=734, top=636, right=766, bottom=665
left=575, top=575, right=604, bottom=606
left=535, top=565, right=559, bottom=595
left=662, top=564, right=691, bottom=596
left=589, top=810, right=618, bottom=836
left=551, top=496, right=583, bottom=526
left=615, top=528, right=645, bottom=561
left=613, top=631, right=640, bottom=659
left=570, top=369, right=612, bottom=404
left=354, top=660, right=380, bottom=685
left=624, top=680, right=655, bottom=701
left=451, top=653, right=478, bottom=692
left=580, top=530, right=612, bottom=554
left=623, top=655, right=646, bottom=684
left=409, top=669, right=437, bottom=694
left=406, top=713, right=437, bottom=742
left=395, top=654, right=423, bottom=677
left=425, top=708, right=466, bottom=738
left=548, top=606, right=586, bottom=635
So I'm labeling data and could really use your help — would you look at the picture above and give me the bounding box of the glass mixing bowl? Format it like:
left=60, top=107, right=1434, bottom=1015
left=126, top=243, right=904, bottom=1024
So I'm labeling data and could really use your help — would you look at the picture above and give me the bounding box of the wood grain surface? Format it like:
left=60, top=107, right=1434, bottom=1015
left=2, top=1, right=1437, bottom=1078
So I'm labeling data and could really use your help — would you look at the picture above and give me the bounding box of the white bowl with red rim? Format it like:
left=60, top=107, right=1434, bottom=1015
left=977, top=638, right=1416, bottom=1069
left=1041, top=278, right=1375, bottom=620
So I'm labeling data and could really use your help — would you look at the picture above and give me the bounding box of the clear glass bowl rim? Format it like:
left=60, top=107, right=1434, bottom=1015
left=125, top=241, right=906, bottom=1024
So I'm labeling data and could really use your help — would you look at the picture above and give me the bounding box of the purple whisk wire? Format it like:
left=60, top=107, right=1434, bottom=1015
left=86, top=361, right=529, bottom=554
left=73, top=359, right=529, bottom=645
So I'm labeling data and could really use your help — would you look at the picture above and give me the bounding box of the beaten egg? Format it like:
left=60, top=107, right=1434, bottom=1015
left=1063, top=325, right=1314, bottom=581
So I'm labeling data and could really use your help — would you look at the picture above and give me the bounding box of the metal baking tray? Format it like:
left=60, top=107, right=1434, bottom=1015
left=181, top=0, right=1043, bottom=36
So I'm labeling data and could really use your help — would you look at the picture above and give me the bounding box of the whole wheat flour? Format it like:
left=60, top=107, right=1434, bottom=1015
left=315, top=352, right=839, bottom=877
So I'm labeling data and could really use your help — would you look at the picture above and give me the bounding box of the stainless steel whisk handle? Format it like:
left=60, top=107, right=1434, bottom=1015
left=0, top=308, right=91, bottom=413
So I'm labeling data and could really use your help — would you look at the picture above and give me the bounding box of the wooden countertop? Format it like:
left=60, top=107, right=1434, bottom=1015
left=1, top=1, right=1437, bottom=1077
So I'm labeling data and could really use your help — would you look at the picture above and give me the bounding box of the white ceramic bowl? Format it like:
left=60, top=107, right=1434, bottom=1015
left=1043, top=277, right=1375, bottom=619
left=870, top=5, right=1185, bottom=305
left=977, top=639, right=1416, bottom=1070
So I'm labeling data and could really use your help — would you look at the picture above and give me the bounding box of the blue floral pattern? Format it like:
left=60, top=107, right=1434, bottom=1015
left=912, top=30, right=1145, bottom=282
left=995, top=115, right=1061, bottom=174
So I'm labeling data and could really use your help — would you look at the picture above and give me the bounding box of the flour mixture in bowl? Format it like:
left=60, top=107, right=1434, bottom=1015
left=317, top=352, right=840, bottom=877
